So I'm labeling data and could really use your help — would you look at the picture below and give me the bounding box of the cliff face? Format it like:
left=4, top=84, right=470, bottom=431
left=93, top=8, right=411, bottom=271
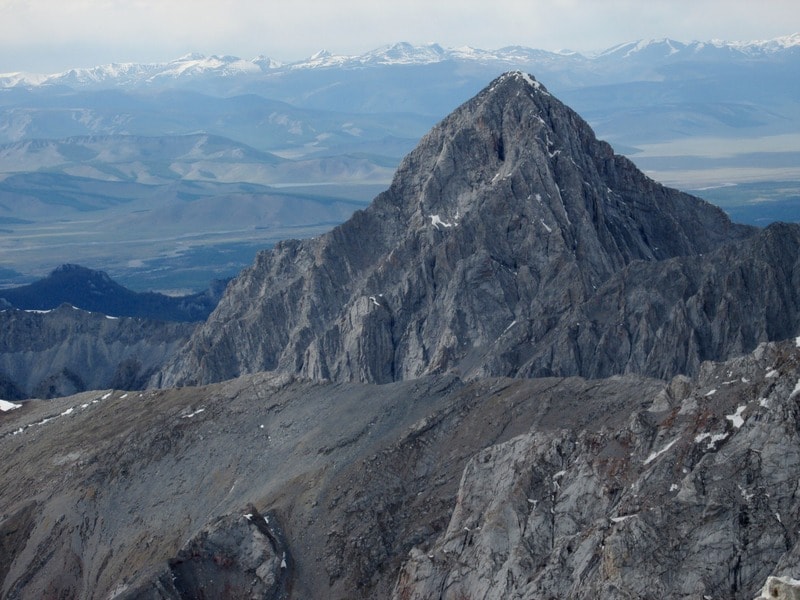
left=157, top=72, right=756, bottom=388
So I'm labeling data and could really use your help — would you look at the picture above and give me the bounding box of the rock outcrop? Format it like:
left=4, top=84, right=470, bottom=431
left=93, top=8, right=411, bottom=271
left=755, top=576, right=800, bottom=600
left=122, top=507, right=293, bottom=600
left=391, top=339, right=800, bottom=599
left=156, top=71, right=763, bottom=388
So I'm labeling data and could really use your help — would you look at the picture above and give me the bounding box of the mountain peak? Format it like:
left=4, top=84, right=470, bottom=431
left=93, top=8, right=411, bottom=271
left=158, top=72, right=752, bottom=388
left=486, top=70, right=549, bottom=94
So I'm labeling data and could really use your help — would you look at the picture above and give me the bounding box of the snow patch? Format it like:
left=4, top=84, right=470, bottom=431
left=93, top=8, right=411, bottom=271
left=540, top=218, right=553, bottom=233
left=695, top=431, right=729, bottom=449
left=430, top=214, right=454, bottom=230
left=369, top=296, right=381, bottom=307
left=644, top=438, right=678, bottom=464
left=0, top=400, right=21, bottom=412
left=726, top=405, right=746, bottom=429
left=704, top=389, right=717, bottom=397
left=511, top=71, right=549, bottom=95
left=755, top=575, right=800, bottom=600
left=610, top=514, right=636, bottom=523
left=790, top=379, right=800, bottom=399
left=766, top=369, right=779, bottom=378
left=182, top=408, right=205, bottom=418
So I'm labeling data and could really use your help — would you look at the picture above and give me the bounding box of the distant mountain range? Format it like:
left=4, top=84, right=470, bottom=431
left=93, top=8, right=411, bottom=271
left=3, top=36, right=799, bottom=90
left=0, top=36, right=797, bottom=291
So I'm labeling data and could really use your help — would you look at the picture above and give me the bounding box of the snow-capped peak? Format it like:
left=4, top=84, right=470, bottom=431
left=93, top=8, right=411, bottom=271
left=0, top=34, right=797, bottom=89
left=362, top=42, right=446, bottom=65
left=594, top=38, right=687, bottom=59
left=722, top=32, right=800, bottom=54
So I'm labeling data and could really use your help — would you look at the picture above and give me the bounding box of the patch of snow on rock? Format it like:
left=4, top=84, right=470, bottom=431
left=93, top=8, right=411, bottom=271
left=430, top=215, right=454, bottom=230
left=755, top=575, right=800, bottom=600
left=644, top=438, right=678, bottom=464
left=0, top=400, right=21, bottom=412
left=726, top=405, right=747, bottom=429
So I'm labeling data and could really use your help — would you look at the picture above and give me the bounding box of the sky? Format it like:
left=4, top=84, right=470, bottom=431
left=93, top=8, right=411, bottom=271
left=1, top=0, right=798, bottom=73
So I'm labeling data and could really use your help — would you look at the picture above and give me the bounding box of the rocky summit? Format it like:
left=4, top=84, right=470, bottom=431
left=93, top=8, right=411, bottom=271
left=3, top=72, right=800, bottom=600
left=156, top=71, right=769, bottom=389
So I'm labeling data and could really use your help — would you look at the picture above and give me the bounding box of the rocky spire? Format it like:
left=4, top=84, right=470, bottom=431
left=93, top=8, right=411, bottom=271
left=156, top=72, right=765, bottom=388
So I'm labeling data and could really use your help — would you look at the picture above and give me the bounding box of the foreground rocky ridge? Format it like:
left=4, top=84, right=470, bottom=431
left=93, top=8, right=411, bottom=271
left=2, top=340, right=800, bottom=598
left=393, top=339, right=800, bottom=599
left=156, top=72, right=763, bottom=389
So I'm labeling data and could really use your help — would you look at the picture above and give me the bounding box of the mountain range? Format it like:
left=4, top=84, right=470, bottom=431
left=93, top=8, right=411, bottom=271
left=0, top=264, right=225, bottom=399
left=0, top=264, right=226, bottom=322
left=4, top=36, right=799, bottom=90
left=3, top=70, right=800, bottom=599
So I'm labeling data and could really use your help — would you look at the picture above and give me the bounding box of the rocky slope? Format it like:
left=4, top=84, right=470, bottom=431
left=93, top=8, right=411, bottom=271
left=2, top=340, right=800, bottom=599
left=157, top=72, right=758, bottom=388
left=0, top=304, right=195, bottom=398
left=391, top=339, right=800, bottom=599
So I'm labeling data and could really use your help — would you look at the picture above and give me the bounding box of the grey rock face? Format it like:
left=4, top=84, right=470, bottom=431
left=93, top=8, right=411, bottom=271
left=0, top=304, right=195, bottom=398
left=391, top=339, right=800, bottom=600
left=157, top=72, right=755, bottom=388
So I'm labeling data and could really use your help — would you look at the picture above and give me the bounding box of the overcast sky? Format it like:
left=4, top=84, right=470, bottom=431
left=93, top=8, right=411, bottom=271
left=1, top=0, right=797, bottom=73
